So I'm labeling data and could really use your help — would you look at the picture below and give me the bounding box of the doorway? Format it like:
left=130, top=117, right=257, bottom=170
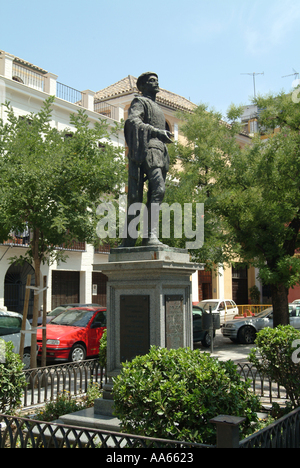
left=4, top=261, right=35, bottom=318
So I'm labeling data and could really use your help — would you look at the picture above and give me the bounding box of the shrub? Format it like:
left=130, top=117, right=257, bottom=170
left=35, top=391, right=82, bottom=422
left=249, top=325, right=300, bottom=408
left=99, top=329, right=107, bottom=367
left=113, top=346, right=260, bottom=445
left=83, top=381, right=102, bottom=408
left=0, top=339, right=27, bottom=415
left=35, top=381, right=102, bottom=422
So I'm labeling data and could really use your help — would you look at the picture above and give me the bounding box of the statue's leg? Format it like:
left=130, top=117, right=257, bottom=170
left=142, top=167, right=166, bottom=246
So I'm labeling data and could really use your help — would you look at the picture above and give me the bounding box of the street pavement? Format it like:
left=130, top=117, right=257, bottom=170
left=194, top=329, right=256, bottom=363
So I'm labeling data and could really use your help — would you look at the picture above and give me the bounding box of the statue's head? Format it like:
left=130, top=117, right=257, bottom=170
left=136, top=72, right=159, bottom=96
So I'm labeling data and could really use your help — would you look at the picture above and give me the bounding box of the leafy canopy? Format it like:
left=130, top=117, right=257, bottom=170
left=166, top=90, right=300, bottom=324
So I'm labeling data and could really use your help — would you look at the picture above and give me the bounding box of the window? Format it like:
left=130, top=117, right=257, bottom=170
left=92, top=311, right=106, bottom=327
left=0, top=316, right=22, bottom=336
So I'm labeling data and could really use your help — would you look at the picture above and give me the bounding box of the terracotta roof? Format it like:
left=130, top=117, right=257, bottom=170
left=94, top=75, right=196, bottom=112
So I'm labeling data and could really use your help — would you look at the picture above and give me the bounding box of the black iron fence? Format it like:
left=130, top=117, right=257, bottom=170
left=0, top=414, right=211, bottom=449
left=2, top=408, right=300, bottom=448
left=56, top=82, right=82, bottom=104
left=237, top=363, right=287, bottom=406
left=21, top=360, right=288, bottom=411
left=94, top=101, right=118, bottom=121
left=22, top=358, right=104, bottom=408
left=239, top=406, right=300, bottom=448
left=0, top=359, right=299, bottom=448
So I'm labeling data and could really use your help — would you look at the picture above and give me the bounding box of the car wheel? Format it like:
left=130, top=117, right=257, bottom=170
left=69, top=344, right=86, bottom=362
left=238, top=326, right=256, bottom=344
left=201, top=332, right=212, bottom=348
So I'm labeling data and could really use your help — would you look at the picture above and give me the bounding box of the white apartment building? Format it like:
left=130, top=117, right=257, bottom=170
left=0, top=50, right=125, bottom=318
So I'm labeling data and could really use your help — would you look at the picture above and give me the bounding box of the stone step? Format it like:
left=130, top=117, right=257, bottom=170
left=59, top=406, right=121, bottom=432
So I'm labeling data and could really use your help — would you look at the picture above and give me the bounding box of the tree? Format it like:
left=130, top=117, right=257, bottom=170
left=167, top=90, right=300, bottom=327
left=0, top=96, right=125, bottom=367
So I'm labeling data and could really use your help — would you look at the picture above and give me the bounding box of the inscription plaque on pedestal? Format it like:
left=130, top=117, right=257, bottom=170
left=165, top=295, right=184, bottom=349
left=120, top=295, right=150, bottom=362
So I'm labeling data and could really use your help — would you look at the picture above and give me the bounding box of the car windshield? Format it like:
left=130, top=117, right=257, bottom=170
left=198, top=301, right=218, bottom=311
left=48, top=306, right=66, bottom=317
left=51, top=308, right=95, bottom=327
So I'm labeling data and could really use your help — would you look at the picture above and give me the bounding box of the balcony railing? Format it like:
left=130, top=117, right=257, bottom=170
left=94, top=101, right=118, bottom=120
left=12, top=63, right=44, bottom=91
left=56, top=240, right=86, bottom=252
left=56, top=82, right=82, bottom=105
left=1, top=229, right=31, bottom=248
left=1, top=232, right=86, bottom=252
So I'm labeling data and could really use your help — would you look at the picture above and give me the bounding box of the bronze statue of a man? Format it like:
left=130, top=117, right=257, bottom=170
left=120, top=72, right=173, bottom=247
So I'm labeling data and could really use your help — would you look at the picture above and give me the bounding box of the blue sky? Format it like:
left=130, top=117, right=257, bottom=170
left=1, top=0, right=299, bottom=117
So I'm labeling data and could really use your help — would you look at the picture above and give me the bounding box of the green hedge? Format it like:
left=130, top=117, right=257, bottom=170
left=250, top=325, right=300, bottom=409
left=0, top=339, right=27, bottom=415
left=113, top=346, right=260, bottom=445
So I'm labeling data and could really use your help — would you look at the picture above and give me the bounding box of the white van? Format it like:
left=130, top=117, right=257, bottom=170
left=196, top=299, right=239, bottom=326
left=0, top=308, right=33, bottom=369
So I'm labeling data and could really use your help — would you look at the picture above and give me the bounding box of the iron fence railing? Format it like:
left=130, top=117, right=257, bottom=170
left=236, top=363, right=287, bottom=406
left=0, top=414, right=211, bottom=449
left=94, top=101, right=118, bottom=120
left=240, top=406, right=300, bottom=448
left=22, top=358, right=104, bottom=408
left=56, top=82, right=82, bottom=105
left=21, top=360, right=288, bottom=410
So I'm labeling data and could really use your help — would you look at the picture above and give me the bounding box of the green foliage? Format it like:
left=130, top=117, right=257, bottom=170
left=35, top=391, right=82, bottom=422
left=35, top=382, right=102, bottom=422
left=249, top=326, right=300, bottom=408
left=168, top=91, right=300, bottom=324
left=0, top=340, right=27, bottom=415
left=99, top=329, right=107, bottom=367
left=113, top=346, right=260, bottom=445
left=83, top=381, right=102, bottom=408
left=249, top=285, right=260, bottom=304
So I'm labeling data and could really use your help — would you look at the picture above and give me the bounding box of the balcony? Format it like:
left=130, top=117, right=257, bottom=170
left=56, top=82, right=82, bottom=105
left=1, top=229, right=31, bottom=248
left=0, top=51, right=122, bottom=122
left=56, top=241, right=86, bottom=252
left=1, top=230, right=86, bottom=252
left=12, top=63, right=45, bottom=92
left=94, top=101, right=118, bottom=120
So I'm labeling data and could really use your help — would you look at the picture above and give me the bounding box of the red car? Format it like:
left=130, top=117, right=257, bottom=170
left=36, top=306, right=106, bottom=362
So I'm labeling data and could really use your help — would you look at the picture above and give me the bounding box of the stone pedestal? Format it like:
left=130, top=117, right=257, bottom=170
left=93, top=245, right=201, bottom=402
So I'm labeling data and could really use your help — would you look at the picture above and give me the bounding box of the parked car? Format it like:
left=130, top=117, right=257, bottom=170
left=222, top=304, right=300, bottom=344
left=36, top=306, right=106, bottom=362
left=0, top=308, right=34, bottom=369
left=36, top=303, right=103, bottom=325
left=196, top=299, right=238, bottom=326
left=193, top=306, right=215, bottom=347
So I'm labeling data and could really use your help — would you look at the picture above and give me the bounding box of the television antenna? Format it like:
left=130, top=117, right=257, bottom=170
left=241, top=72, right=264, bottom=98
left=282, top=68, right=299, bottom=80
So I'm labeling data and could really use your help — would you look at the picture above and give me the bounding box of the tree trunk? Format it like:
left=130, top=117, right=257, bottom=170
left=271, top=283, right=289, bottom=328
left=30, top=228, right=40, bottom=369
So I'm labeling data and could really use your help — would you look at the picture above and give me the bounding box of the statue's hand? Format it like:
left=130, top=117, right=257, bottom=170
left=156, top=129, right=174, bottom=144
